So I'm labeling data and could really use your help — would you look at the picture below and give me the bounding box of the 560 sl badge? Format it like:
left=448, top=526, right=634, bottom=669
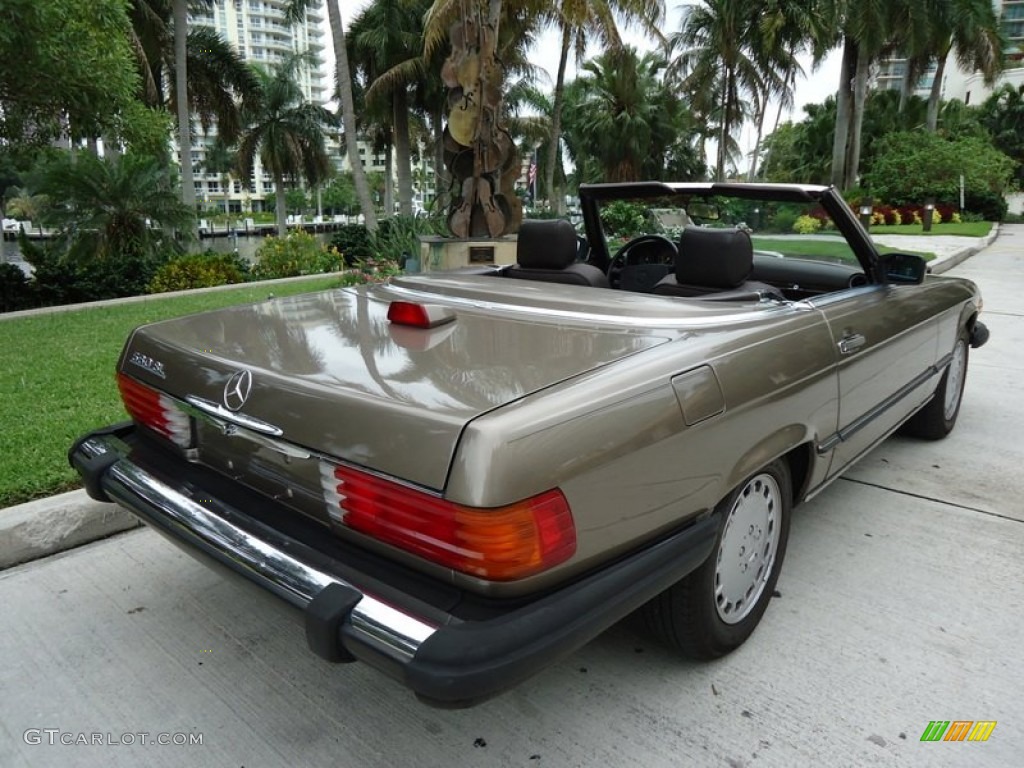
left=128, top=350, right=166, bottom=379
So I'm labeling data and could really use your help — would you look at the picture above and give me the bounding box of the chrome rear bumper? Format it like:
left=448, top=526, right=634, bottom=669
left=70, top=425, right=718, bottom=707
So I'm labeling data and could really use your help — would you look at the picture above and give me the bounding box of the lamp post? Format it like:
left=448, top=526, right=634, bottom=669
left=858, top=198, right=873, bottom=230
left=922, top=198, right=935, bottom=232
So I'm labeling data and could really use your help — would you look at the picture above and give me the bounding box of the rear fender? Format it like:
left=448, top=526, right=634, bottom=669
left=725, top=425, right=811, bottom=494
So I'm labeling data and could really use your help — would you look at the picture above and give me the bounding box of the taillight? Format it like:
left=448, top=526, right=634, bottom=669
left=320, top=461, right=575, bottom=581
left=117, top=372, right=192, bottom=448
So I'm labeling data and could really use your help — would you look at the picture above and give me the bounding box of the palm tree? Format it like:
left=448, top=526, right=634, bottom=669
left=980, top=83, right=1024, bottom=184
left=127, top=0, right=257, bottom=226
left=744, top=0, right=831, bottom=180
left=668, top=0, right=773, bottom=181
left=830, top=0, right=897, bottom=189
left=201, top=139, right=238, bottom=213
left=237, top=55, right=333, bottom=237
left=538, top=0, right=665, bottom=210
left=561, top=47, right=688, bottom=182
left=35, top=151, right=194, bottom=263
left=172, top=0, right=194, bottom=217
left=284, top=1, right=378, bottom=231
left=349, top=0, right=431, bottom=217
left=914, top=0, right=1002, bottom=132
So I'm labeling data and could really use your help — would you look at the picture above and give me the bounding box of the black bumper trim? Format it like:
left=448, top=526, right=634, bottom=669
left=70, top=425, right=718, bottom=707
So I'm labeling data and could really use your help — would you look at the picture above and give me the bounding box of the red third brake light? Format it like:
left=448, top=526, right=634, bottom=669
left=321, top=462, right=576, bottom=581
left=117, top=372, right=192, bottom=448
left=387, top=301, right=455, bottom=329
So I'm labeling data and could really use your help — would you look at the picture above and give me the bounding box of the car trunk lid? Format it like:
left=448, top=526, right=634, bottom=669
left=119, top=282, right=670, bottom=491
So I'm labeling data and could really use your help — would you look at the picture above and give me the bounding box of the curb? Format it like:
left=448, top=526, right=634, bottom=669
left=0, top=489, right=139, bottom=571
left=927, top=224, right=1000, bottom=275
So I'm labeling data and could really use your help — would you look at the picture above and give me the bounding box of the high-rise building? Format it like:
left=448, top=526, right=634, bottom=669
left=184, top=1, right=438, bottom=216
left=873, top=1, right=1024, bottom=107
left=187, top=0, right=327, bottom=213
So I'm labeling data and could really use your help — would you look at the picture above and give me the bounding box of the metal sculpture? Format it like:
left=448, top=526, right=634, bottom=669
left=441, top=2, right=521, bottom=238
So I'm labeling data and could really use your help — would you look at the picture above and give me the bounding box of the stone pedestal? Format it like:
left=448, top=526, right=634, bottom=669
left=417, top=235, right=518, bottom=273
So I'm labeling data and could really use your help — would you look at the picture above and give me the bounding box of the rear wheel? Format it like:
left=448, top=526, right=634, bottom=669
left=903, top=329, right=969, bottom=440
left=641, top=459, right=791, bottom=659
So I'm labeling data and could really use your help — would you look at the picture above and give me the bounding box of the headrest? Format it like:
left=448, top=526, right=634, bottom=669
left=516, top=219, right=578, bottom=270
left=676, top=227, right=753, bottom=289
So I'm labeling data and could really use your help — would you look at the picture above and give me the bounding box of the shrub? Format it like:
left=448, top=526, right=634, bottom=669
left=0, top=263, right=32, bottom=312
left=600, top=200, right=649, bottom=237
left=148, top=251, right=250, bottom=293
left=21, top=232, right=169, bottom=306
left=935, top=203, right=956, bottom=224
left=864, top=131, right=1013, bottom=218
left=251, top=230, right=344, bottom=279
left=808, top=206, right=834, bottom=229
left=871, top=204, right=900, bottom=225
left=897, top=205, right=921, bottom=225
left=792, top=215, right=822, bottom=234
left=329, top=224, right=373, bottom=267
left=767, top=208, right=799, bottom=234
left=372, top=216, right=421, bottom=267
left=337, top=260, right=404, bottom=287
left=963, top=189, right=1008, bottom=221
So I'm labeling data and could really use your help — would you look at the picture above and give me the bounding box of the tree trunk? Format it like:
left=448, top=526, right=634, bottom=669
left=898, top=62, right=914, bottom=112
left=748, top=97, right=766, bottom=181
left=328, top=0, right=377, bottom=230
left=432, top=106, right=447, bottom=210
left=831, top=38, right=857, bottom=188
left=384, top=144, right=394, bottom=217
left=545, top=23, right=571, bottom=213
left=273, top=172, right=287, bottom=237
left=716, top=73, right=731, bottom=181
left=771, top=60, right=796, bottom=137
left=173, top=0, right=197, bottom=240
left=393, top=89, right=413, bottom=217
left=848, top=45, right=871, bottom=188
left=926, top=48, right=950, bottom=132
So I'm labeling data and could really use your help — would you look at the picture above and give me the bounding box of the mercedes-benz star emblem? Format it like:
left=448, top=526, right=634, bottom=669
left=223, top=369, right=253, bottom=412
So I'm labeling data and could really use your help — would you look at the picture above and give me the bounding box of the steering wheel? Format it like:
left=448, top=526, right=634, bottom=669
left=607, top=234, right=678, bottom=289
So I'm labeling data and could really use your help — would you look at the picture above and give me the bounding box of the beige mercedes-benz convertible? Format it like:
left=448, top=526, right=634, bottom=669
left=71, top=182, right=988, bottom=707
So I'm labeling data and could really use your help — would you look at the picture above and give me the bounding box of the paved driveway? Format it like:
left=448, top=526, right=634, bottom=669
left=2, top=228, right=1022, bottom=768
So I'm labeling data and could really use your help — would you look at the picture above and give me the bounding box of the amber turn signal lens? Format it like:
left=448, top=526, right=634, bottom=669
left=322, top=462, right=576, bottom=581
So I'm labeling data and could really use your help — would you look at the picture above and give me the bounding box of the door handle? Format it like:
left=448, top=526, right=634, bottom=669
left=838, top=333, right=866, bottom=355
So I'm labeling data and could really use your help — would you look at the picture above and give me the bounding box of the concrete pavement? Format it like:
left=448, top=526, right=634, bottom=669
left=0, top=227, right=1021, bottom=767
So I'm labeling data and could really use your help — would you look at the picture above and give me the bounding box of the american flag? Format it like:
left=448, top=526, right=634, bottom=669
left=528, top=158, right=537, bottom=187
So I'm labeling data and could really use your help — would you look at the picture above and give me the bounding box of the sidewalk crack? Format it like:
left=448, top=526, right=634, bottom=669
left=840, top=477, right=1020, bottom=524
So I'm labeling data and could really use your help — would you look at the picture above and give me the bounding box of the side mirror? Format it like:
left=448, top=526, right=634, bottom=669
left=879, top=252, right=927, bottom=285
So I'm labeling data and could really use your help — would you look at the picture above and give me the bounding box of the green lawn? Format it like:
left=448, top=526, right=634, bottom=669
left=866, top=221, right=993, bottom=237
left=0, top=277, right=339, bottom=509
left=752, top=237, right=936, bottom=264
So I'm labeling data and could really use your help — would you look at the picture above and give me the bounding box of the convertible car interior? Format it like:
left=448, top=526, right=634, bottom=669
left=494, top=183, right=880, bottom=303
left=504, top=219, right=609, bottom=288
left=651, top=226, right=783, bottom=301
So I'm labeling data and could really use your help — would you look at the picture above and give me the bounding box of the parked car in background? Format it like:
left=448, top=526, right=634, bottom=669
left=71, top=182, right=988, bottom=707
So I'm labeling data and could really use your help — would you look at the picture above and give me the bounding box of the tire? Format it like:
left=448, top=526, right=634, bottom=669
left=640, top=458, right=791, bottom=659
left=903, top=329, right=969, bottom=440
